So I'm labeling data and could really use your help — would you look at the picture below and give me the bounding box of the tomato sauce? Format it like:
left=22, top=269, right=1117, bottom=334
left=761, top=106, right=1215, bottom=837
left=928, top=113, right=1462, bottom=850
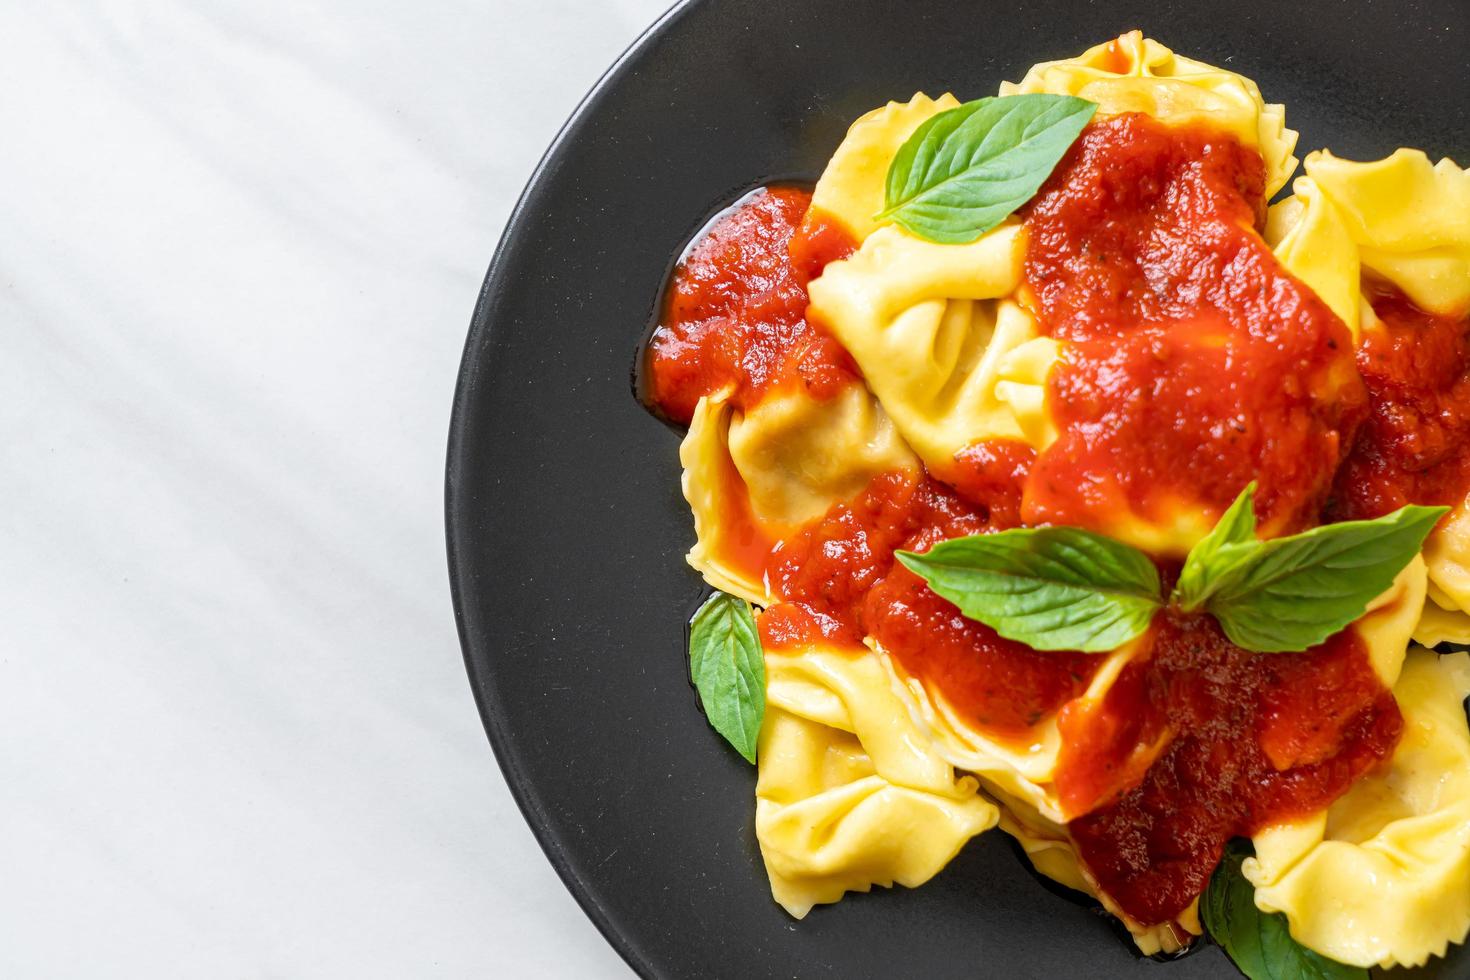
left=1021, top=114, right=1366, bottom=540
left=949, top=439, right=1037, bottom=528
left=1057, top=610, right=1400, bottom=923
left=1330, top=281, right=1470, bottom=520
left=640, top=112, right=1431, bottom=933
left=863, top=560, right=1099, bottom=736
left=645, top=187, right=858, bottom=426
left=759, top=469, right=1100, bottom=736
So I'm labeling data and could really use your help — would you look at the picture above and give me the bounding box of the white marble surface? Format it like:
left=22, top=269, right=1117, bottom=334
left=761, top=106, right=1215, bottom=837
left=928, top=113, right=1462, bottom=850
left=1, top=2, right=672, bottom=975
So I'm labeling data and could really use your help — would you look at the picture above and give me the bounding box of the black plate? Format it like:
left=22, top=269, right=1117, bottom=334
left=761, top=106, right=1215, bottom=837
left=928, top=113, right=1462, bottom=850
left=447, top=1, right=1470, bottom=976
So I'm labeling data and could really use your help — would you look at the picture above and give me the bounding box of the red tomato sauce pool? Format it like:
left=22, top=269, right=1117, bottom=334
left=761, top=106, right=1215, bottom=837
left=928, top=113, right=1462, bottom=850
left=644, top=186, right=859, bottom=426
left=1020, top=114, right=1367, bottom=541
left=1057, top=608, right=1400, bottom=924
left=762, top=467, right=1100, bottom=737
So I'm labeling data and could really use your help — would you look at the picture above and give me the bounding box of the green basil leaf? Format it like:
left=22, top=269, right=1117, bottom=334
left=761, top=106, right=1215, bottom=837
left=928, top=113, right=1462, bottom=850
left=688, top=591, right=765, bottom=763
left=1173, top=482, right=1261, bottom=612
left=895, top=527, right=1161, bottom=652
left=1203, top=840, right=1369, bottom=980
left=877, top=93, right=1097, bottom=244
left=1201, top=504, right=1447, bottom=652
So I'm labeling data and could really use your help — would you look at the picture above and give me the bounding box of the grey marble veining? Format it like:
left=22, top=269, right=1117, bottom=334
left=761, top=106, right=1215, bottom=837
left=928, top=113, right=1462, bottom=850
left=1, top=2, right=670, bottom=975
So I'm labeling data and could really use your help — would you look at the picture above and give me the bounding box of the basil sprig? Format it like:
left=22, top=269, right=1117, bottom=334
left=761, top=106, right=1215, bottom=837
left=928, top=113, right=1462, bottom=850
left=895, top=528, right=1160, bottom=652
left=1171, top=484, right=1445, bottom=651
left=897, top=486, right=1444, bottom=654
left=1171, top=483, right=1259, bottom=606
left=876, top=94, right=1097, bottom=244
left=1202, top=840, right=1368, bottom=980
left=688, top=591, right=765, bottom=763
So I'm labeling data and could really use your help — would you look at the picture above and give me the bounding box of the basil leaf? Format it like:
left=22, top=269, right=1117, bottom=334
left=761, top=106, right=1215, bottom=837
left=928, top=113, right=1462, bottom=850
left=688, top=591, right=765, bottom=763
left=1173, top=482, right=1260, bottom=612
left=895, top=528, right=1161, bottom=652
left=1203, top=840, right=1368, bottom=980
left=1201, top=504, right=1447, bottom=652
left=877, top=94, right=1097, bottom=244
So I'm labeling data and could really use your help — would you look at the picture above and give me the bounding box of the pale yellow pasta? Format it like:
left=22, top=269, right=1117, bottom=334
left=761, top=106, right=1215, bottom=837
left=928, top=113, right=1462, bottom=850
left=756, top=647, right=998, bottom=917
left=680, top=385, right=917, bottom=604
left=993, top=30, right=1323, bottom=556
left=878, top=636, right=1142, bottom=823
left=1266, top=177, right=1364, bottom=336
left=1268, top=150, right=1470, bottom=348
left=992, top=792, right=1091, bottom=895
left=765, top=647, right=968, bottom=794
left=1354, top=557, right=1428, bottom=687
left=810, top=92, right=960, bottom=243
left=1414, top=598, right=1470, bottom=647
left=681, top=393, right=770, bottom=605
left=1095, top=495, right=1237, bottom=559
left=727, top=383, right=917, bottom=528
left=1000, top=31, right=1298, bottom=195
left=807, top=224, right=1059, bottom=477
left=977, top=568, right=1426, bottom=959
left=1306, top=150, right=1470, bottom=317
left=1423, top=495, right=1470, bottom=615
left=857, top=562, right=1423, bottom=952
left=805, top=37, right=1297, bottom=535
left=1246, top=649, right=1470, bottom=969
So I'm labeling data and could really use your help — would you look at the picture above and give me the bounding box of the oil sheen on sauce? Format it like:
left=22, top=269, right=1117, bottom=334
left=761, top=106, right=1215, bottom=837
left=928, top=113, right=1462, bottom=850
left=636, top=112, right=1465, bottom=928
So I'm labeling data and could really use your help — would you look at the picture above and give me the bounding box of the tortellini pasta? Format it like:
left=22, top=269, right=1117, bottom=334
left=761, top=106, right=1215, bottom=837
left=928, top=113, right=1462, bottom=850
left=1414, top=596, right=1470, bottom=647
left=1355, top=557, right=1429, bottom=688
left=680, top=384, right=918, bottom=604
left=727, top=383, right=917, bottom=529
left=804, top=82, right=1061, bottom=481
left=1268, top=150, right=1470, bottom=334
left=876, top=561, right=1421, bottom=829
left=756, top=646, right=999, bottom=917
left=867, top=564, right=1425, bottom=951
left=1307, top=150, right=1470, bottom=317
left=1265, top=177, right=1364, bottom=335
left=1414, top=498, right=1470, bottom=648
left=1000, top=30, right=1299, bottom=196
left=1422, top=497, right=1470, bottom=616
left=877, top=636, right=1141, bottom=824
left=1246, top=649, right=1470, bottom=969
left=807, top=227, right=1059, bottom=477
left=681, top=393, right=774, bottom=605
left=809, top=92, right=960, bottom=244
